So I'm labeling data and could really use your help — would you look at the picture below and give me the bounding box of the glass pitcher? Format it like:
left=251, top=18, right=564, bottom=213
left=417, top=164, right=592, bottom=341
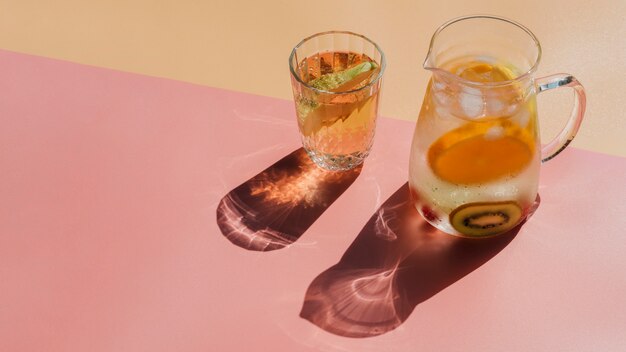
left=409, top=15, right=586, bottom=238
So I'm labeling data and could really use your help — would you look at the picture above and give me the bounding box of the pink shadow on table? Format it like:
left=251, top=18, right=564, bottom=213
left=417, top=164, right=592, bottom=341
left=216, top=148, right=361, bottom=251
left=301, top=184, right=538, bottom=338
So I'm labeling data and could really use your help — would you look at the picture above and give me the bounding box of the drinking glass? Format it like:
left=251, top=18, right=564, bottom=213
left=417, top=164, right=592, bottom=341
left=289, top=31, right=385, bottom=171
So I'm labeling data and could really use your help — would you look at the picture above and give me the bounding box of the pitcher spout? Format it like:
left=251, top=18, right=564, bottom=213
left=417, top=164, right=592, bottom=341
left=422, top=44, right=463, bottom=85
left=423, top=56, right=459, bottom=86
left=423, top=46, right=436, bottom=72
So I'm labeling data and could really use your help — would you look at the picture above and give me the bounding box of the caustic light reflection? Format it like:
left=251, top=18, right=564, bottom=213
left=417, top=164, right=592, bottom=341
left=301, top=184, right=523, bottom=338
left=300, top=188, right=425, bottom=338
left=249, top=154, right=337, bottom=208
left=216, top=148, right=360, bottom=251
left=302, top=267, right=404, bottom=338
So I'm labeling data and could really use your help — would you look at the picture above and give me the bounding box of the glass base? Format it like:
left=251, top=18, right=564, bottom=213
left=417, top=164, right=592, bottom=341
left=305, top=149, right=368, bottom=171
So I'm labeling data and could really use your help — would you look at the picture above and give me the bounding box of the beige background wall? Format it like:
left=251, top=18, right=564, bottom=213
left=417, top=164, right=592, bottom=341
left=1, top=0, right=624, bottom=156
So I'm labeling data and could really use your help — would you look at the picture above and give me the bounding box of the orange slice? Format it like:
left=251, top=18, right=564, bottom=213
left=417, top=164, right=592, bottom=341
left=428, top=121, right=534, bottom=185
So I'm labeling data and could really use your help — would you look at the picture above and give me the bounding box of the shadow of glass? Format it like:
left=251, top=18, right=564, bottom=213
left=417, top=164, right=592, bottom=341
left=216, top=148, right=361, bottom=251
left=301, top=183, right=537, bottom=338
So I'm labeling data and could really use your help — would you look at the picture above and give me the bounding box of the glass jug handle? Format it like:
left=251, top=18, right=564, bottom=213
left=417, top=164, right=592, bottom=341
left=535, top=74, right=587, bottom=162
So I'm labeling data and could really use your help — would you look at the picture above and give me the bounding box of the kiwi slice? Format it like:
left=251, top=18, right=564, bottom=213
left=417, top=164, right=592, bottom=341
left=449, top=201, right=522, bottom=237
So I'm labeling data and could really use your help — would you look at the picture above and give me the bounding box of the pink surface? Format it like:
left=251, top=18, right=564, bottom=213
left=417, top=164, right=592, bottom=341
left=1, top=49, right=625, bottom=351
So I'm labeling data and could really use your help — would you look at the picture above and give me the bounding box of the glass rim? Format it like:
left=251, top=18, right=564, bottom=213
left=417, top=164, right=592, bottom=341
left=289, top=30, right=386, bottom=95
left=425, top=15, right=543, bottom=87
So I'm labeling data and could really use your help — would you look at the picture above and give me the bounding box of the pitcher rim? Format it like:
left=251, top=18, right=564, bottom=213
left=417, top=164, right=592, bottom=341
left=424, top=15, right=543, bottom=87
left=289, top=30, right=386, bottom=95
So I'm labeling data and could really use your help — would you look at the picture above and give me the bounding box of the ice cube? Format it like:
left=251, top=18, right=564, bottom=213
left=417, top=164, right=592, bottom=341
left=320, top=57, right=333, bottom=75
left=484, top=125, right=505, bottom=140
left=333, top=52, right=349, bottom=71
left=517, top=108, right=530, bottom=127
left=485, top=97, right=505, bottom=116
left=459, top=90, right=484, bottom=118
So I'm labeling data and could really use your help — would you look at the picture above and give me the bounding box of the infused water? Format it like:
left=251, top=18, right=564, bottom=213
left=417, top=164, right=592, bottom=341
left=409, top=57, right=540, bottom=237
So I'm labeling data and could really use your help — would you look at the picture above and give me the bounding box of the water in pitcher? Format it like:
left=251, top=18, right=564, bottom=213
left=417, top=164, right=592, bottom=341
left=409, top=56, right=541, bottom=237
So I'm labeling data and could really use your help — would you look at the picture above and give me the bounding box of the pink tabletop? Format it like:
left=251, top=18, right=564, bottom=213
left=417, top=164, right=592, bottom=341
left=1, top=50, right=625, bottom=351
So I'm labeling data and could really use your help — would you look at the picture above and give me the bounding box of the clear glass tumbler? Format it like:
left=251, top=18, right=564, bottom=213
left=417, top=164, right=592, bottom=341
left=289, top=31, right=385, bottom=171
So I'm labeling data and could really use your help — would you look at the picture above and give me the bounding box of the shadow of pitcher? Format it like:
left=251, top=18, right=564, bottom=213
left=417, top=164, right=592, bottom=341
left=301, top=183, right=535, bottom=338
